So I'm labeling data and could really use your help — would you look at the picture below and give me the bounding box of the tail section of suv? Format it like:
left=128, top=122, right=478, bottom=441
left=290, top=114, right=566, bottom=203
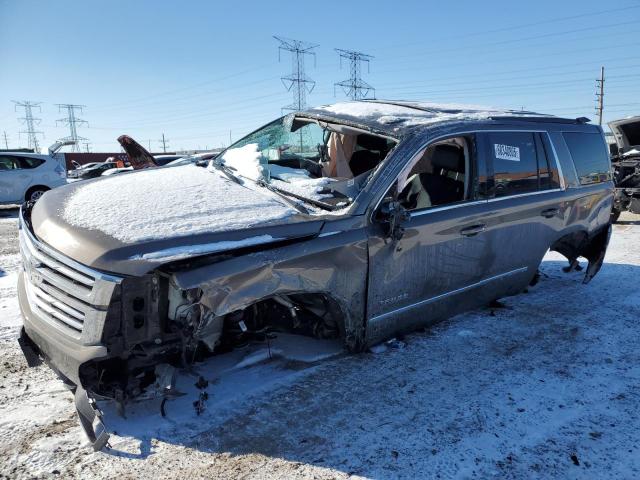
left=16, top=101, right=613, bottom=449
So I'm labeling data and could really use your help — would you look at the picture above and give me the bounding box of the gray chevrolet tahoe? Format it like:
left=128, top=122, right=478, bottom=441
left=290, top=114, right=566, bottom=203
left=17, top=100, right=613, bottom=448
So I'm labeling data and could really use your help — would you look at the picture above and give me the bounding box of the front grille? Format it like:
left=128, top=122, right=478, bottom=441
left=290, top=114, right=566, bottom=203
left=19, top=221, right=121, bottom=341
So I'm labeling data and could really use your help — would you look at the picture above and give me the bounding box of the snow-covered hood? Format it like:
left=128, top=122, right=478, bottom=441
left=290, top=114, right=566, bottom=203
left=30, top=164, right=321, bottom=276
left=608, top=117, right=640, bottom=153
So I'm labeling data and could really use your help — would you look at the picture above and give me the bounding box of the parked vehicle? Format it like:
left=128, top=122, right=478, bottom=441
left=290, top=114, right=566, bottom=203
left=608, top=116, right=640, bottom=222
left=17, top=100, right=613, bottom=449
left=0, top=142, right=70, bottom=204
left=68, top=161, right=118, bottom=180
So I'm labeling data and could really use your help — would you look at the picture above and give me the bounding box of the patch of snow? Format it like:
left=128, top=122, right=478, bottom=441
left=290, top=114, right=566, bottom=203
left=317, top=101, right=548, bottom=129
left=219, top=143, right=265, bottom=182
left=62, top=164, right=297, bottom=244
left=132, top=234, right=277, bottom=262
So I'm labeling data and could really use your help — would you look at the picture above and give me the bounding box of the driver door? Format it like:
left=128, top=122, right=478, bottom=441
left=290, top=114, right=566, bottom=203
left=366, top=134, right=507, bottom=344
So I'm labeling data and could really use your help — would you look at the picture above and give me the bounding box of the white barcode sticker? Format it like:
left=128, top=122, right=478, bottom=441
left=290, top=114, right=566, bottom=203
left=494, top=144, right=520, bottom=162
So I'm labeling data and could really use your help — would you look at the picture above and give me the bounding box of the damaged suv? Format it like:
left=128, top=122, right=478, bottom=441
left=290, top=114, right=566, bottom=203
left=17, top=101, right=613, bottom=449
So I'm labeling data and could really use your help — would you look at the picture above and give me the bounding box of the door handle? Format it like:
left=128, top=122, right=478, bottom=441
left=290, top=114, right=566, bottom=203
left=460, top=224, right=486, bottom=237
left=541, top=208, right=559, bottom=218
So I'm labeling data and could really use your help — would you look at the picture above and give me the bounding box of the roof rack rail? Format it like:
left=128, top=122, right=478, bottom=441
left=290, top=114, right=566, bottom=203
left=488, top=115, right=588, bottom=124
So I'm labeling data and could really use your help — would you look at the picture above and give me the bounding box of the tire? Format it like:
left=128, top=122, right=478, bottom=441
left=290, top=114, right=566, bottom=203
left=25, top=187, right=49, bottom=203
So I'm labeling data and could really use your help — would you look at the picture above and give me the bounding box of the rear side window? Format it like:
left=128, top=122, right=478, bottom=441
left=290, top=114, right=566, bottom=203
left=0, top=156, right=21, bottom=170
left=18, top=157, right=45, bottom=169
left=488, top=132, right=539, bottom=197
left=563, top=132, right=611, bottom=185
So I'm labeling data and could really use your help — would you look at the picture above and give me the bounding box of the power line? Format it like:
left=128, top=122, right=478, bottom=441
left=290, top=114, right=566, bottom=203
left=274, top=35, right=318, bottom=112
left=159, top=133, right=169, bottom=153
left=56, top=104, right=88, bottom=152
left=13, top=100, right=43, bottom=152
left=595, top=67, right=605, bottom=126
left=334, top=49, right=375, bottom=100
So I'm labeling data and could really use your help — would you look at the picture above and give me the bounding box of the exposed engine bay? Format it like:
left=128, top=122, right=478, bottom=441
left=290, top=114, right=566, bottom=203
left=609, top=116, right=640, bottom=221
left=79, top=271, right=343, bottom=405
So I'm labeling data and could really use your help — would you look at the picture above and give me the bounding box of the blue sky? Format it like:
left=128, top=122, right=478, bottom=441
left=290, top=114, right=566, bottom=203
left=1, top=0, right=639, bottom=152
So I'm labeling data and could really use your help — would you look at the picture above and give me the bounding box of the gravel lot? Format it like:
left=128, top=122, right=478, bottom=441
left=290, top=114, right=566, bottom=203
left=1, top=206, right=639, bottom=479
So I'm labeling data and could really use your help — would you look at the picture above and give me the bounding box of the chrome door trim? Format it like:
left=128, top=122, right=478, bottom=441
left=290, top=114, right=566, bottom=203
left=368, top=266, right=529, bottom=324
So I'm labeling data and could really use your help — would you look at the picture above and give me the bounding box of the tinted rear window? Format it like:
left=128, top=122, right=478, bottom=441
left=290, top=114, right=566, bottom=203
left=18, top=157, right=45, bottom=169
left=563, top=132, right=611, bottom=185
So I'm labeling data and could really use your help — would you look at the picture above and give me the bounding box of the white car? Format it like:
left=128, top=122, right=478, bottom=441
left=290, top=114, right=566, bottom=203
left=0, top=142, right=70, bottom=204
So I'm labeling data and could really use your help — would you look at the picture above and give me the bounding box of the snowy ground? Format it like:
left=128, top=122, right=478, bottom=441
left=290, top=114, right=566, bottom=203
left=1, top=206, right=639, bottom=479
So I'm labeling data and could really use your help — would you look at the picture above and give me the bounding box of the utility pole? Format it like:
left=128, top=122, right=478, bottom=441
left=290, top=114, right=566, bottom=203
left=83, top=142, right=91, bottom=153
left=13, top=100, right=43, bottom=152
left=595, top=66, right=605, bottom=126
left=159, top=133, right=169, bottom=153
left=334, top=49, right=375, bottom=100
left=274, top=36, right=318, bottom=112
left=56, top=104, right=88, bottom=152
left=2, top=131, right=9, bottom=149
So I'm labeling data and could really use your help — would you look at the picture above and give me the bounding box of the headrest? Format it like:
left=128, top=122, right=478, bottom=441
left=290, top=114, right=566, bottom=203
left=357, top=134, right=388, bottom=151
left=431, top=144, right=464, bottom=172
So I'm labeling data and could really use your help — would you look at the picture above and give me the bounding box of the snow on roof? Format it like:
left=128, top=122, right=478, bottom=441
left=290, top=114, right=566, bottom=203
left=310, top=100, right=553, bottom=131
left=62, top=164, right=297, bottom=244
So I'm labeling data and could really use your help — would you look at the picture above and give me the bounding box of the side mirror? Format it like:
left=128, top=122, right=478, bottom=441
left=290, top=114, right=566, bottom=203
left=378, top=200, right=411, bottom=241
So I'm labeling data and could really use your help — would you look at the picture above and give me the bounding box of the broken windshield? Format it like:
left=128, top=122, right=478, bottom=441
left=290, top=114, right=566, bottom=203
left=216, top=115, right=396, bottom=210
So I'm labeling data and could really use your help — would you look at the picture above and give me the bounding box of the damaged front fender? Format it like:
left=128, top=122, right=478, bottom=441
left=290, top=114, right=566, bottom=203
left=173, top=227, right=369, bottom=350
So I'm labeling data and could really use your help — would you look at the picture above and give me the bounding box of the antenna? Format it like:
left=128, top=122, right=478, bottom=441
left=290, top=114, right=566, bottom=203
left=56, top=104, right=88, bottom=152
left=274, top=36, right=318, bottom=112
left=13, top=100, right=44, bottom=152
left=334, top=49, right=375, bottom=100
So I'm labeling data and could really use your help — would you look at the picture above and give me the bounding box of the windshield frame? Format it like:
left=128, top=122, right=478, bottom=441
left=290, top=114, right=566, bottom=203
left=215, top=113, right=401, bottom=212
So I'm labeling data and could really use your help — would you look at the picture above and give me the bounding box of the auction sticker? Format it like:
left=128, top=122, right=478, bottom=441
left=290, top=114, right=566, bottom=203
left=494, top=144, right=520, bottom=162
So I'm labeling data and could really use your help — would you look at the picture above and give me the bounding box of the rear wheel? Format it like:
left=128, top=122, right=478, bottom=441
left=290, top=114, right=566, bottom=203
left=25, top=186, right=49, bottom=202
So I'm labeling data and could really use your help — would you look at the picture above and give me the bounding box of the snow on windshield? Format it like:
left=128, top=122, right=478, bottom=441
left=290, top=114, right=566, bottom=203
left=220, top=143, right=265, bottom=182
left=63, top=164, right=297, bottom=244
left=218, top=143, right=335, bottom=202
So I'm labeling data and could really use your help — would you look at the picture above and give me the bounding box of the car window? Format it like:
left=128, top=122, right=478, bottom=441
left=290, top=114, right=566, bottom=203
left=17, top=157, right=45, bottom=169
left=488, top=132, right=539, bottom=197
left=395, top=135, right=475, bottom=211
left=563, top=132, right=611, bottom=185
left=0, top=156, right=20, bottom=170
left=536, top=134, right=561, bottom=190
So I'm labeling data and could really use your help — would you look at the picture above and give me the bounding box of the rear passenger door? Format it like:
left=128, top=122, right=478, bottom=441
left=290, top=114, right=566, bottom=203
left=480, top=130, right=564, bottom=284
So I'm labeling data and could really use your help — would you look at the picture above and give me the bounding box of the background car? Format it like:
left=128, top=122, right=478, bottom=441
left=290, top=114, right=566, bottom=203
left=70, top=161, right=118, bottom=180
left=0, top=149, right=67, bottom=204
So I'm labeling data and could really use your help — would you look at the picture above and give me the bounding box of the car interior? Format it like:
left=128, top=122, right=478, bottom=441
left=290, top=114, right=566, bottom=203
left=398, top=137, right=469, bottom=210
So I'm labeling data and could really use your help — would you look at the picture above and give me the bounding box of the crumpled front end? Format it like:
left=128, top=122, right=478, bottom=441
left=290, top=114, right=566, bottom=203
left=17, top=206, right=122, bottom=449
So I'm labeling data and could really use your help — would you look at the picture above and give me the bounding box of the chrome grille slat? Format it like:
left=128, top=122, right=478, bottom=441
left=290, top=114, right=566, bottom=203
left=29, top=285, right=84, bottom=332
left=37, top=280, right=92, bottom=315
left=32, top=284, right=85, bottom=322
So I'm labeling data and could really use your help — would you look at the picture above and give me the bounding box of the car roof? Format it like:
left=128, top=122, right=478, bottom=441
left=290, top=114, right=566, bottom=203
left=1, top=151, right=52, bottom=159
left=303, top=100, right=582, bottom=136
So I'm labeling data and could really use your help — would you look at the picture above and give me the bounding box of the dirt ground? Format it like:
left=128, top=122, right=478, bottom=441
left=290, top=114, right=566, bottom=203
left=1, top=206, right=639, bottom=479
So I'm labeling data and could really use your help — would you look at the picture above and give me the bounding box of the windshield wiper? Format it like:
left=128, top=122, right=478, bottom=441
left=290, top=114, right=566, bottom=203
left=255, top=179, right=310, bottom=214
left=258, top=180, right=348, bottom=212
left=206, top=159, right=244, bottom=185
